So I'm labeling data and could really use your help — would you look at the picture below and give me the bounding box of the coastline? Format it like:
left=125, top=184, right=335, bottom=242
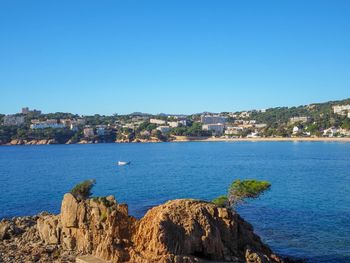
left=1, top=136, right=350, bottom=146
left=172, top=136, right=350, bottom=143
left=0, top=194, right=301, bottom=263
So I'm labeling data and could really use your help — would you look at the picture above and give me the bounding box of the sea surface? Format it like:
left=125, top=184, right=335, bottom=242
left=0, top=142, right=349, bottom=262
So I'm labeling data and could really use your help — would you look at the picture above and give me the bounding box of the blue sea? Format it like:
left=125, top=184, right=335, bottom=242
left=0, top=142, right=349, bottom=262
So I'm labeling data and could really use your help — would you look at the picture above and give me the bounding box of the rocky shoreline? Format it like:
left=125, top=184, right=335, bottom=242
left=0, top=193, right=304, bottom=263
left=1, top=136, right=350, bottom=146
left=0, top=138, right=164, bottom=146
left=0, top=213, right=77, bottom=262
left=2, top=139, right=58, bottom=145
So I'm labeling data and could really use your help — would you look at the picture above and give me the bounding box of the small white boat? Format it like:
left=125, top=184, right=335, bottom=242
left=117, top=161, right=130, bottom=166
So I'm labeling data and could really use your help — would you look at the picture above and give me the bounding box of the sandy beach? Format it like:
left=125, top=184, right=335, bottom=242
left=172, top=136, right=350, bottom=143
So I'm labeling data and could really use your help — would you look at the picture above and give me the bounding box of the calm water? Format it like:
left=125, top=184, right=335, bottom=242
left=0, top=142, right=349, bottom=262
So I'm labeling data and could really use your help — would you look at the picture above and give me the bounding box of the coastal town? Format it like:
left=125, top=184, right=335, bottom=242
left=1, top=98, right=350, bottom=145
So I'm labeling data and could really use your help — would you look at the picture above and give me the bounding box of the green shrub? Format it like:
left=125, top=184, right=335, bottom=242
left=70, top=179, right=96, bottom=201
left=228, top=179, right=271, bottom=206
left=212, top=195, right=228, bottom=207
left=213, top=179, right=271, bottom=208
left=91, top=196, right=114, bottom=207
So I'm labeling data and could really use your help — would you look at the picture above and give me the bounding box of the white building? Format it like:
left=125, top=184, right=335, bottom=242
left=333, top=105, right=350, bottom=115
left=225, top=126, right=243, bottom=135
left=60, top=119, right=72, bottom=127
left=202, top=124, right=224, bottom=135
left=247, top=132, right=260, bottom=138
left=3, top=115, right=25, bottom=126
left=131, top=116, right=149, bottom=122
left=338, top=128, right=350, bottom=136
left=70, top=123, right=79, bottom=131
left=323, top=127, right=338, bottom=137
left=66, top=118, right=85, bottom=131
left=290, top=117, right=310, bottom=124
left=83, top=127, right=95, bottom=137
left=181, top=120, right=188, bottom=126
left=292, top=126, right=300, bottom=134
left=96, top=125, right=107, bottom=136
left=254, top=123, right=267, bottom=129
left=239, top=111, right=250, bottom=118
left=200, top=115, right=227, bottom=124
left=156, top=126, right=170, bottom=134
left=150, top=119, right=166, bottom=125
left=174, top=117, right=187, bottom=126
left=30, top=120, right=65, bottom=129
left=168, top=121, right=179, bottom=128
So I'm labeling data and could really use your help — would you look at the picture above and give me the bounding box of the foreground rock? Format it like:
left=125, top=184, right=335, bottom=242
left=0, top=194, right=298, bottom=263
left=131, top=199, right=282, bottom=263
left=0, top=214, right=76, bottom=262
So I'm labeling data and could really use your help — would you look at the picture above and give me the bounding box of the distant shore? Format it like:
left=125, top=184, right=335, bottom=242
left=2, top=136, right=350, bottom=146
left=172, top=136, right=350, bottom=143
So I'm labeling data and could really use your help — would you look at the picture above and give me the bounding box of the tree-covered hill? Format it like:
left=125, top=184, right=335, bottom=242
left=249, top=98, right=350, bottom=126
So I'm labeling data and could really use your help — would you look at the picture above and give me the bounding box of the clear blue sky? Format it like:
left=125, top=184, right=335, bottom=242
left=1, top=0, right=349, bottom=115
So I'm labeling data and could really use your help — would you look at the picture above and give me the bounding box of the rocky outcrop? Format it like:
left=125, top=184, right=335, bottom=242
left=58, top=194, right=135, bottom=262
left=8, top=139, right=25, bottom=145
left=130, top=199, right=282, bottom=263
left=0, top=195, right=296, bottom=263
left=0, top=214, right=76, bottom=262
left=78, top=139, right=94, bottom=144
left=5, top=139, right=57, bottom=145
left=37, top=214, right=60, bottom=245
left=26, top=139, right=57, bottom=145
left=115, top=137, right=162, bottom=143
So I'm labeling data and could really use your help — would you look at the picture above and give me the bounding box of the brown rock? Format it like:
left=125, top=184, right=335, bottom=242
left=51, top=195, right=135, bottom=261
left=9, top=139, right=24, bottom=145
left=37, top=139, right=48, bottom=145
left=37, top=215, right=60, bottom=245
left=0, top=221, right=10, bottom=240
left=61, top=193, right=79, bottom=228
left=1, top=196, right=293, bottom=263
left=130, top=199, right=279, bottom=263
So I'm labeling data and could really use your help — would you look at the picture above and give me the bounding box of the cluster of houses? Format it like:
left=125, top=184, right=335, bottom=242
left=30, top=118, right=86, bottom=130
left=289, top=116, right=310, bottom=124
left=83, top=125, right=107, bottom=137
left=2, top=107, right=42, bottom=126
left=200, top=115, right=266, bottom=138
left=201, top=115, right=227, bottom=135
left=333, top=104, right=350, bottom=118
left=149, top=117, right=188, bottom=134
left=30, top=120, right=112, bottom=138
left=289, top=114, right=350, bottom=137
left=2, top=106, right=350, bottom=139
left=322, top=127, right=350, bottom=137
left=200, top=111, right=350, bottom=138
left=3, top=115, right=26, bottom=126
left=113, top=116, right=188, bottom=136
left=287, top=104, right=350, bottom=137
